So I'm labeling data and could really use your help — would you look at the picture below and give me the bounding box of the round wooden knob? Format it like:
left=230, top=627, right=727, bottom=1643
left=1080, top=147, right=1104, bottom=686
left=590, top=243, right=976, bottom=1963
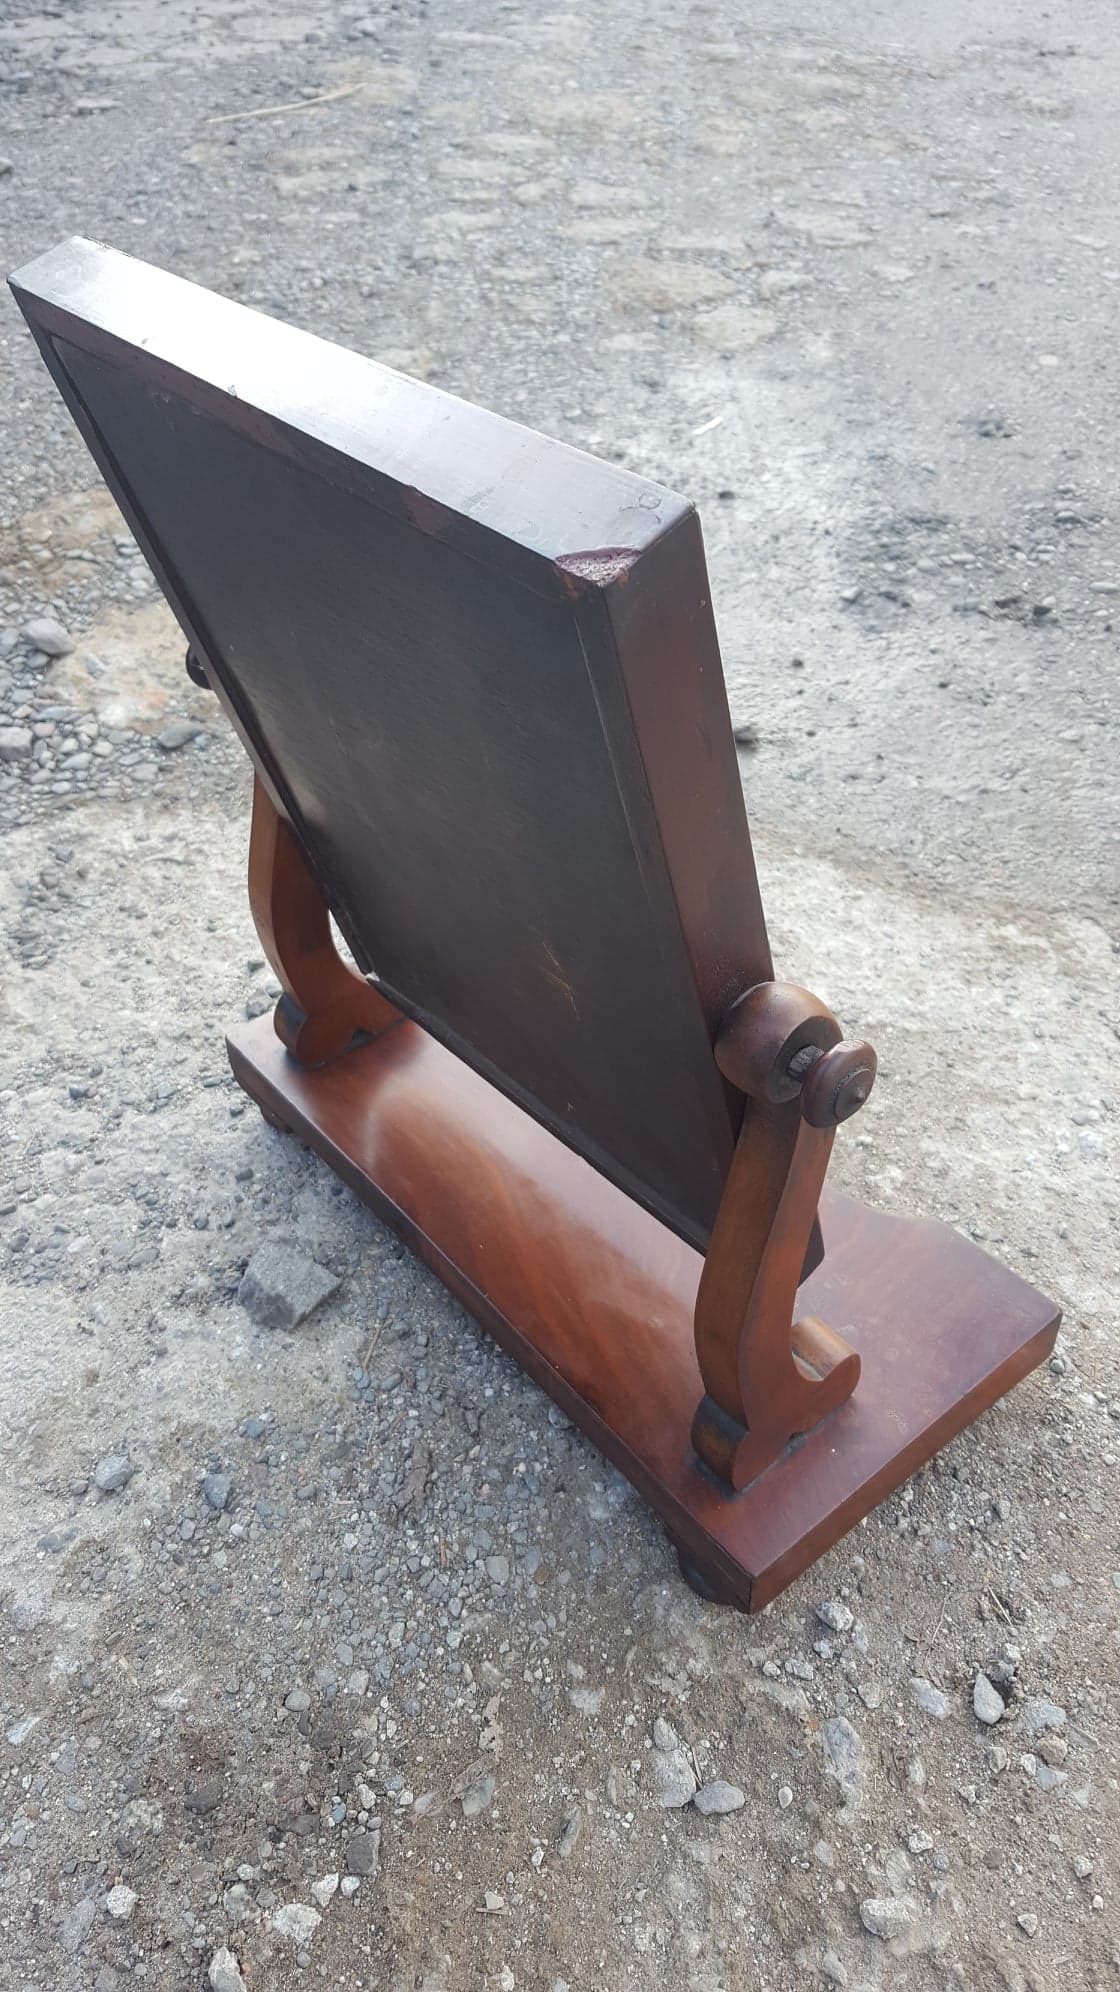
left=799, top=1041, right=877, bottom=1128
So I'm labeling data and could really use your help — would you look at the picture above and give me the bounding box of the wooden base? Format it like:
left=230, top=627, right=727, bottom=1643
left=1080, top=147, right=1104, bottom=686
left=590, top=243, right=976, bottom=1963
left=227, top=1013, right=1060, bottom=1611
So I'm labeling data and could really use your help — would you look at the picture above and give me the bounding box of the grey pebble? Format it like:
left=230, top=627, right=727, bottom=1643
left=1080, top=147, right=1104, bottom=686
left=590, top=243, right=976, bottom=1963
left=270, top=1902, right=321, bottom=1943
left=910, top=1675, right=951, bottom=1720
left=557, top=1808, right=583, bottom=1857
left=1021, top=1696, right=1066, bottom=1737
left=58, top=1897, right=97, bottom=1953
left=650, top=1716, right=697, bottom=1808
left=693, top=1779, right=746, bottom=1815
left=23, top=617, right=73, bottom=657
left=973, top=1672, right=1006, bottom=1725
left=238, top=1243, right=340, bottom=1331
left=859, top=1895, right=917, bottom=1938
left=284, top=1688, right=311, bottom=1713
left=461, top=1773, right=495, bottom=1818
left=93, top=1452, right=134, bottom=1494
left=202, top=1470, right=232, bottom=1511
left=346, top=1823, right=381, bottom=1876
left=821, top=1715, right=866, bottom=1813
left=816, top=1599, right=854, bottom=1634
left=207, top=1950, right=246, bottom=1992
left=0, top=726, right=33, bottom=762
left=156, top=717, right=202, bottom=750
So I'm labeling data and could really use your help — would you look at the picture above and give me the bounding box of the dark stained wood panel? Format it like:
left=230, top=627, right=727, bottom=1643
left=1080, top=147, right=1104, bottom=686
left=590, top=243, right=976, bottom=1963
left=10, top=237, right=773, bottom=1247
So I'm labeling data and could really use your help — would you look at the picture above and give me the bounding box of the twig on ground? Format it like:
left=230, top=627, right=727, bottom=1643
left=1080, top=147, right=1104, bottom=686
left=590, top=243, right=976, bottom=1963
left=208, top=84, right=361, bottom=127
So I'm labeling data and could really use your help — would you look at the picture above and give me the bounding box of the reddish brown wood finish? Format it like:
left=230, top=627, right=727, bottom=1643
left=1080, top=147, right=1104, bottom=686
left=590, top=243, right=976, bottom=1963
left=692, top=983, right=876, bottom=1490
left=248, top=777, right=401, bottom=1065
left=227, top=1011, right=1060, bottom=1611
left=11, top=240, right=1062, bottom=1609
left=9, top=236, right=772, bottom=1254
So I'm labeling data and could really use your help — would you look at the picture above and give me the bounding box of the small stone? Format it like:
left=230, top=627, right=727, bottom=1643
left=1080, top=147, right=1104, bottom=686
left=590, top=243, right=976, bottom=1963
left=0, top=158, right=12, bottom=178
left=203, top=1471, right=232, bottom=1511
left=346, top=1824, right=380, bottom=1876
left=103, top=1884, right=137, bottom=1921
left=156, top=718, right=202, bottom=750
left=0, top=725, right=33, bottom=762
left=23, top=617, right=73, bottom=656
left=339, top=1876, right=360, bottom=1898
left=238, top=1244, right=340, bottom=1331
left=93, top=1452, right=134, bottom=1494
left=1021, top=1696, right=1066, bottom=1737
left=6, top=1715, right=40, bottom=1746
left=732, top=722, right=760, bottom=749
left=311, top=1873, right=339, bottom=1907
left=270, top=1902, right=322, bottom=1944
left=777, top=1785, right=793, bottom=1809
left=816, top=1600, right=854, bottom=1634
left=693, top=1780, right=746, bottom=1815
left=908, top=1830, right=935, bottom=1854
left=284, top=1688, right=311, bottom=1713
left=484, top=1890, right=506, bottom=1912
left=820, top=1950, right=848, bottom=1987
left=208, top=1950, right=246, bottom=1992
left=910, top=1676, right=951, bottom=1720
left=556, top=1810, right=583, bottom=1858
left=650, top=1717, right=697, bottom=1809
left=59, top=1898, right=97, bottom=1952
left=1072, top=1855, right=1093, bottom=1880
left=461, top=1773, right=495, bottom=1817
left=973, top=1672, right=1006, bottom=1725
left=1016, top=1912, right=1038, bottom=1938
left=569, top=1685, right=604, bottom=1716
left=859, top=1895, right=917, bottom=1939
left=821, top=1716, right=866, bottom=1814
left=485, top=1554, right=510, bottom=1584
left=184, top=1777, right=222, bottom=1815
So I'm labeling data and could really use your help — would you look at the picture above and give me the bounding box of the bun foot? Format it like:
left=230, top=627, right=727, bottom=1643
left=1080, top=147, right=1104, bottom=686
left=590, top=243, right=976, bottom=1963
left=674, top=1543, right=746, bottom=1609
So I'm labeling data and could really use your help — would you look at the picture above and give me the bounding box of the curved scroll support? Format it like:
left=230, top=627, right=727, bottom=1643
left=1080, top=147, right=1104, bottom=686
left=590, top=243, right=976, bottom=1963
left=247, top=776, right=402, bottom=1067
left=692, top=982, right=876, bottom=1491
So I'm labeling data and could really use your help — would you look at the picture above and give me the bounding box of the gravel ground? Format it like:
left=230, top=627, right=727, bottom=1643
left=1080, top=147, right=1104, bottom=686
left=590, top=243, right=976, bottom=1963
left=1, top=4, right=1118, bottom=1989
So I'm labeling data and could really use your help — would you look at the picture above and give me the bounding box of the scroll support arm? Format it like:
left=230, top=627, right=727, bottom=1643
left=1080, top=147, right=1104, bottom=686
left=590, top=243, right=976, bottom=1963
left=247, top=774, right=402, bottom=1067
left=692, top=982, right=876, bottom=1492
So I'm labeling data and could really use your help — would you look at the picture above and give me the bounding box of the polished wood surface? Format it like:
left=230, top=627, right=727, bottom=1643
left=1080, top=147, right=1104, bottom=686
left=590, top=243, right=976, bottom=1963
left=248, top=777, right=401, bottom=1066
left=9, top=236, right=772, bottom=1252
left=228, top=1012, right=1060, bottom=1610
left=13, top=237, right=1063, bottom=1608
left=692, top=983, right=875, bottom=1489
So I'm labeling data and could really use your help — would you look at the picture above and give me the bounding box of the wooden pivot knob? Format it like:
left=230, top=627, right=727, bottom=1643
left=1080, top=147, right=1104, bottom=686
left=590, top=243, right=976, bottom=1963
left=799, top=1040, right=877, bottom=1128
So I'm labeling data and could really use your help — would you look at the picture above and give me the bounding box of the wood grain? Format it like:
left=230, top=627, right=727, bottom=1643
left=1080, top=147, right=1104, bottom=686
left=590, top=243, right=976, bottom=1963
left=228, top=1012, right=1060, bottom=1611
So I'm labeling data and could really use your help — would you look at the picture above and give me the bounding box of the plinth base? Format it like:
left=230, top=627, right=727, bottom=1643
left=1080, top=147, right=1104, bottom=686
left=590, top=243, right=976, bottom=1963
left=227, top=1014, right=1059, bottom=1611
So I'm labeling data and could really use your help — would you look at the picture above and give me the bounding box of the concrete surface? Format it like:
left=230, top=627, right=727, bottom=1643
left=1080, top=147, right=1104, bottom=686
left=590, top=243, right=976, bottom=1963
left=0, top=3, right=1117, bottom=1989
